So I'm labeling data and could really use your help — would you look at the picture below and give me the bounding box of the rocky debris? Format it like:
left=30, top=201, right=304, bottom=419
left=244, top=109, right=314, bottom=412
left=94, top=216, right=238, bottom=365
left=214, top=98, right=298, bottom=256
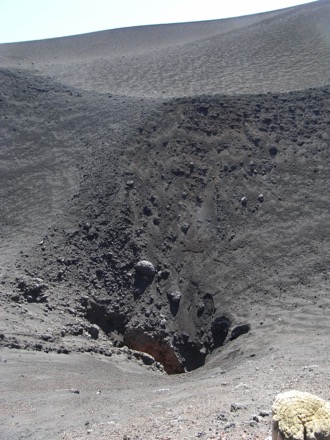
left=41, top=333, right=54, bottom=342
left=225, top=422, right=236, bottom=429
left=258, top=194, right=264, bottom=202
left=135, top=260, right=157, bottom=277
left=16, top=276, right=48, bottom=302
left=272, top=390, right=330, bottom=440
left=61, top=323, right=84, bottom=336
left=217, top=412, right=229, bottom=422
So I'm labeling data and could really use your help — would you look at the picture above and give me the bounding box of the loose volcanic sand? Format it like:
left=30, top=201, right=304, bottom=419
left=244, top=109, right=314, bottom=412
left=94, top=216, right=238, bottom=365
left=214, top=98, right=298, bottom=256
left=0, top=1, right=330, bottom=439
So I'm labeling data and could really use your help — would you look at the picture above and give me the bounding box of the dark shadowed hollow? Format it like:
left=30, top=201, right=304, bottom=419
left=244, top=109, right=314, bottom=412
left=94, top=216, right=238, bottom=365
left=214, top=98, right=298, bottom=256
left=0, top=1, right=330, bottom=439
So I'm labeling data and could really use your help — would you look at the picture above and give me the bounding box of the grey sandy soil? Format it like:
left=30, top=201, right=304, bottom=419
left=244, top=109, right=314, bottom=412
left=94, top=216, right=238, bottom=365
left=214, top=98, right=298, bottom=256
left=1, top=342, right=330, bottom=440
left=0, top=1, right=330, bottom=439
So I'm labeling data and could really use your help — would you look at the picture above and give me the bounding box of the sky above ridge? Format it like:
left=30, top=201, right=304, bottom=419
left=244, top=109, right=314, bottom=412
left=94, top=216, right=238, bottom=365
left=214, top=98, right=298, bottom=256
left=0, top=0, right=318, bottom=43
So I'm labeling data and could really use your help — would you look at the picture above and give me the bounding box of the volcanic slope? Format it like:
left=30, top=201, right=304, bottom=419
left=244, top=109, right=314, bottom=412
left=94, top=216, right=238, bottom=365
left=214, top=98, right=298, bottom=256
left=0, top=1, right=330, bottom=439
left=1, top=1, right=330, bottom=96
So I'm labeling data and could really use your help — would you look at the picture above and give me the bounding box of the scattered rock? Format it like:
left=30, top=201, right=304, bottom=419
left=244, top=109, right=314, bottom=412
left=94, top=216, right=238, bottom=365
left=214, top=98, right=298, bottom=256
left=167, top=291, right=182, bottom=304
left=217, top=412, right=228, bottom=422
left=143, top=205, right=152, bottom=216
left=269, top=146, right=278, bottom=157
left=258, top=194, right=264, bottom=202
left=41, top=334, right=53, bottom=342
left=302, top=364, right=320, bottom=372
left=231, top=403, right=242, bottom=412
left=157, top=269, right=170, bottom=280
left=241, top=196, right=247, bottom=206
left=16, top=276, right=48, bottom=302
left=234, top=382, right=249, bottom=390
left=180, top=223, right=190, bottom=234
left=70, top=389, right=80, bottom=394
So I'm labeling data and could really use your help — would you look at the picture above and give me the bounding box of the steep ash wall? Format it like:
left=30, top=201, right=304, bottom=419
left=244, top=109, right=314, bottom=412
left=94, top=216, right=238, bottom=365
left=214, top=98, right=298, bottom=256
left=2, top=69, right=329, bottom=373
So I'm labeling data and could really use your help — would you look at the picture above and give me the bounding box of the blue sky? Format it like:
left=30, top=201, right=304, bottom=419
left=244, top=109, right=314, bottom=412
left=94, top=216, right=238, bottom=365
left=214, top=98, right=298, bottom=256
left=0, top=0, right=317, bottom=43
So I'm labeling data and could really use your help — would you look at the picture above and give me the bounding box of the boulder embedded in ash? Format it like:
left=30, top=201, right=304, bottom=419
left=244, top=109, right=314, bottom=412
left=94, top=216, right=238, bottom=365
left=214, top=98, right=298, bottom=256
left=241, top=197, right=247, bottom=206
left=167, top=291, right=182, bottom=304
left=88, top=324, right=100, bottom=340
left=269, top=146, right=278, bottom=157
left=132, top=350, right=155, bottom=366
left=180, top=223, right=190, bottom=234
left=143, top=205, right=152, bottom=216
left=229, top=323, right=251, bottom=341
left=135, top=260, right=157, bottom=277
left=157, top=269, right=170, bottom=281
left=153, top=217, right=160, bottom=225
left=211, top=315, right=231, bottom=348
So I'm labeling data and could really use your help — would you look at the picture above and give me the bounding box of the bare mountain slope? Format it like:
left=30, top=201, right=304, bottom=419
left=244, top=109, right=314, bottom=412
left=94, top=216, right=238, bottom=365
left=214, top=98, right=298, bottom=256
left=0, top=2, right=330, bottom=439
left=1, top=1, right=329, bottom=96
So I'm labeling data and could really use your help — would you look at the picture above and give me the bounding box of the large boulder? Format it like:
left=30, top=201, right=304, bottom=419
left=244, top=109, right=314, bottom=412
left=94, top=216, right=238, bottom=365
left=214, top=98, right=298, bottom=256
left=135, top=260, right=157, bottom=277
